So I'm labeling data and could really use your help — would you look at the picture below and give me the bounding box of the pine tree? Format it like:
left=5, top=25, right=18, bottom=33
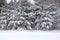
left=34, top=4, right=57, bottom=30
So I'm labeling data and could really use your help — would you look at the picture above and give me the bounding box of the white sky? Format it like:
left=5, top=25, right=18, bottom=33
left=28, top=0, right=35, bottom=5
left=6, top=0, right=19, bottom=4
left=6, top=0, right=11, bottom=4
left=6, top=0, right=35, bottom=5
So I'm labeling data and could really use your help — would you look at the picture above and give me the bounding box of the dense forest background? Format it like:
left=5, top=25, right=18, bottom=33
left=0, top=0, right=60, bottom=30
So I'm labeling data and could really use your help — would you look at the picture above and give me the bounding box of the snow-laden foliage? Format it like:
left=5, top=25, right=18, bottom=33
left=0, top=0, right=57, bottom=30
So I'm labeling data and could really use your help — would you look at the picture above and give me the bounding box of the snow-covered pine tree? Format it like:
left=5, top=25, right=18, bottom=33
left=34, top=4, right=57, bottom=30
left=1, top=0, right=32, bottom=30
left=0, top=0, right=21, bottom=30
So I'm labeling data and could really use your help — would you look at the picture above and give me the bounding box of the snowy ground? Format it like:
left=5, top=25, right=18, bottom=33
left=0, top=30, right=60, bottom=40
